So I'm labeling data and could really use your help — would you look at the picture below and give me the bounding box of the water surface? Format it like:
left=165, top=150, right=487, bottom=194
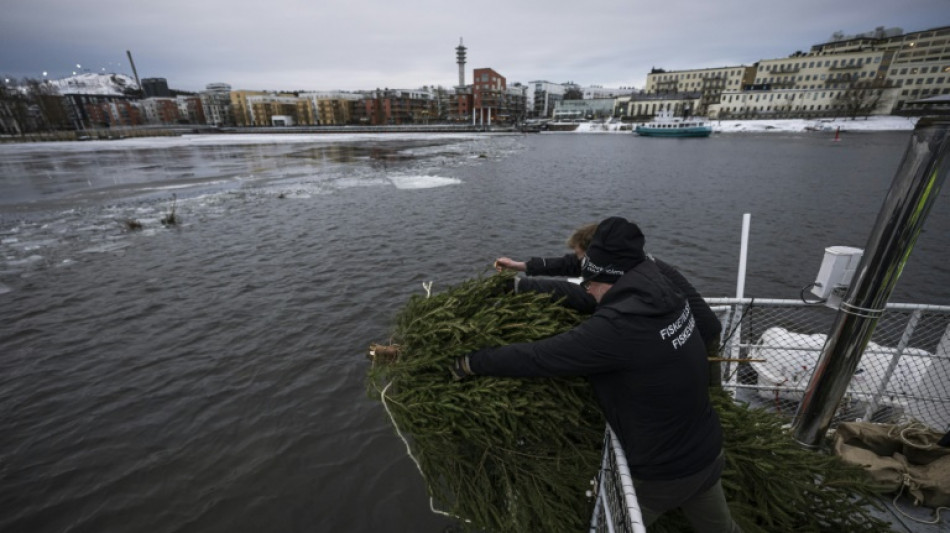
left=1, top=130, right=947, bottom=532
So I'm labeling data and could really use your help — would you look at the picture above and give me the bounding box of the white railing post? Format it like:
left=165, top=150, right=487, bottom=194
left=728, top=214, right=752, bottom=380
left=862, top=310, right=921, bottom=421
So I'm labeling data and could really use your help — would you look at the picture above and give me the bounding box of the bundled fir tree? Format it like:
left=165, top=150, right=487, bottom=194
left=368, top=274, right=891, bottom=532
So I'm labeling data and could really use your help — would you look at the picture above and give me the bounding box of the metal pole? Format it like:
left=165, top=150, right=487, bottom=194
left=792, top=117, right=950, bottom=447
left=736, top=213, right=750, bottom=300
left=727, top=214, right=751, bottom=382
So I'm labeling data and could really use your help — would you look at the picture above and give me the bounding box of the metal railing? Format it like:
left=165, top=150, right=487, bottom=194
left=589, top=298, right=950, bottom=533
left=708, top=297, right=950, bottom=431
left=589, top=425, right=647, bottom=533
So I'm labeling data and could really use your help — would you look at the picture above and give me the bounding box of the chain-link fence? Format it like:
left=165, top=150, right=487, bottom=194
left=708, top=298, right=950, bottom=432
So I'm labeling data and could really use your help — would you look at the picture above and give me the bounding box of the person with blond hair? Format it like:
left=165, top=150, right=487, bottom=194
left=494, top=222, right=722, bottom=353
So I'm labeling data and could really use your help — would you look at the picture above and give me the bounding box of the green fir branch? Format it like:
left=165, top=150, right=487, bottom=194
left=368, top=274, right=891, bottom=533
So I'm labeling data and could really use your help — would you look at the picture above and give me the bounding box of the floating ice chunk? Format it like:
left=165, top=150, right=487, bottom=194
left=9, top=239, right=60, bottom=251
left=0, top=283, right=10, bottom=295
left=80, top=242, right=131, bottom=254
left=5, top=254, right=44, bottom=266
left=389, top=175, right=461, bottom=190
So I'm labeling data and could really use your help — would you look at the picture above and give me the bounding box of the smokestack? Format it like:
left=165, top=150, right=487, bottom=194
left=126, top=50, right=141, bottom=91
left=455, top=38, right=467, bottom=88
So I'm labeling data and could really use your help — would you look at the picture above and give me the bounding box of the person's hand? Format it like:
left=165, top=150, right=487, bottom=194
left=450, top=355, right=474, bottom=381
left=494, top=257, right=526, bottom=272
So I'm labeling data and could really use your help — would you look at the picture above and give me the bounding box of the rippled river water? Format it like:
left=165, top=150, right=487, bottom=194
left=1, top=130, right=948, bottom=532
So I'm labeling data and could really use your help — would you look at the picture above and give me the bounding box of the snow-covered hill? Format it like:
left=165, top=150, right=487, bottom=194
left=46, top=72, right=139, bottom=96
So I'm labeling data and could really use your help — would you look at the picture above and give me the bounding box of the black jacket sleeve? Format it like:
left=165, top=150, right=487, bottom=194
left=468, top=315, right=625, bottom=378
left=524, top=253, right=582, bottom=277
left=516, top=277, right=597, bottom=314
left=654, top=258, right=722, bottom=345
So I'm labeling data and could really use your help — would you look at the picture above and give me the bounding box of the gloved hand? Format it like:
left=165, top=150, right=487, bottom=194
left=450, top=354, right=474, bottom=381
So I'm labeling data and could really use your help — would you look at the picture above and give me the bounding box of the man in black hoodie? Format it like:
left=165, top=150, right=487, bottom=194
left=494, top=222, right=722, bottom=352
left=454, top=217, right=740, bottom=532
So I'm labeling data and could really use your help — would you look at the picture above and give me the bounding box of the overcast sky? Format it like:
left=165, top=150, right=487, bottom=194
left=2, top=0, right=947, bottom=93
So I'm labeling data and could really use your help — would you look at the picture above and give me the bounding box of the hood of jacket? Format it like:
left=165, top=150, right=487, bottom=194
left=597, top=257, right=685, bottom=317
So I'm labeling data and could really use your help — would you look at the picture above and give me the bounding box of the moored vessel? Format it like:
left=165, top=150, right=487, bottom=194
left=634, top=109, right=712, bottom=137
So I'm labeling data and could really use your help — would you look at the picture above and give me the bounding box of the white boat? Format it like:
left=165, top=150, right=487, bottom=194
left=634, top=109, right=713, bottom=137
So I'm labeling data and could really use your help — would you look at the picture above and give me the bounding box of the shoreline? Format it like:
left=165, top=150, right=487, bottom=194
left=0, top=115, right=924, bottom=144
left=573, top=115, right=921, bottom=134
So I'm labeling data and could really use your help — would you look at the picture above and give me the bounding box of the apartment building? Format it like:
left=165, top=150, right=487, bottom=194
left=246, top=94, right=314, bottom=126
left=639, top=25, right=948, bottom=120
left=433, top=86, right=471, bottom=122
left=140, top=97, right=180, bottom=124
left=62, top=94, right=144, bottom=128
left=712, top=48, right=899, bottom=119
left=529, top=80, right=565, bottom=118
left=228, top=91, right=313, bottom=126
left=643, top=66, right=753, bottom=116
left=355, top=88, right=437, bottom=125
left=473, top=68, right=507, bottom=124
left=299, top=91, right=364, bottom=125
left=177, top=95, right=205, bottom=124
left=200, top=83, right=234, bottom=127
left=229, top=90, right=269, bottom=126
left=882, top=26, right=950, bottom=112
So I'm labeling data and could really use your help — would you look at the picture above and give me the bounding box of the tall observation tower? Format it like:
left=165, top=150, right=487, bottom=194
left=455, top=38, right=467, bottom=88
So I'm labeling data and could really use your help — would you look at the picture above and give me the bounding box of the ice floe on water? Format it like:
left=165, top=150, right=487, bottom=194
left=0, top=134, right=508, bottom=283
left=389, top=175, right=461, bottom=189
left=79, top=241, right=132, bottom=254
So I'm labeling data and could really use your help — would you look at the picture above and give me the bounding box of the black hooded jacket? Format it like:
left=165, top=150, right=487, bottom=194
left=525, top=253, right=722, bottom=346
left=469, top=258, right=723, bottom=481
